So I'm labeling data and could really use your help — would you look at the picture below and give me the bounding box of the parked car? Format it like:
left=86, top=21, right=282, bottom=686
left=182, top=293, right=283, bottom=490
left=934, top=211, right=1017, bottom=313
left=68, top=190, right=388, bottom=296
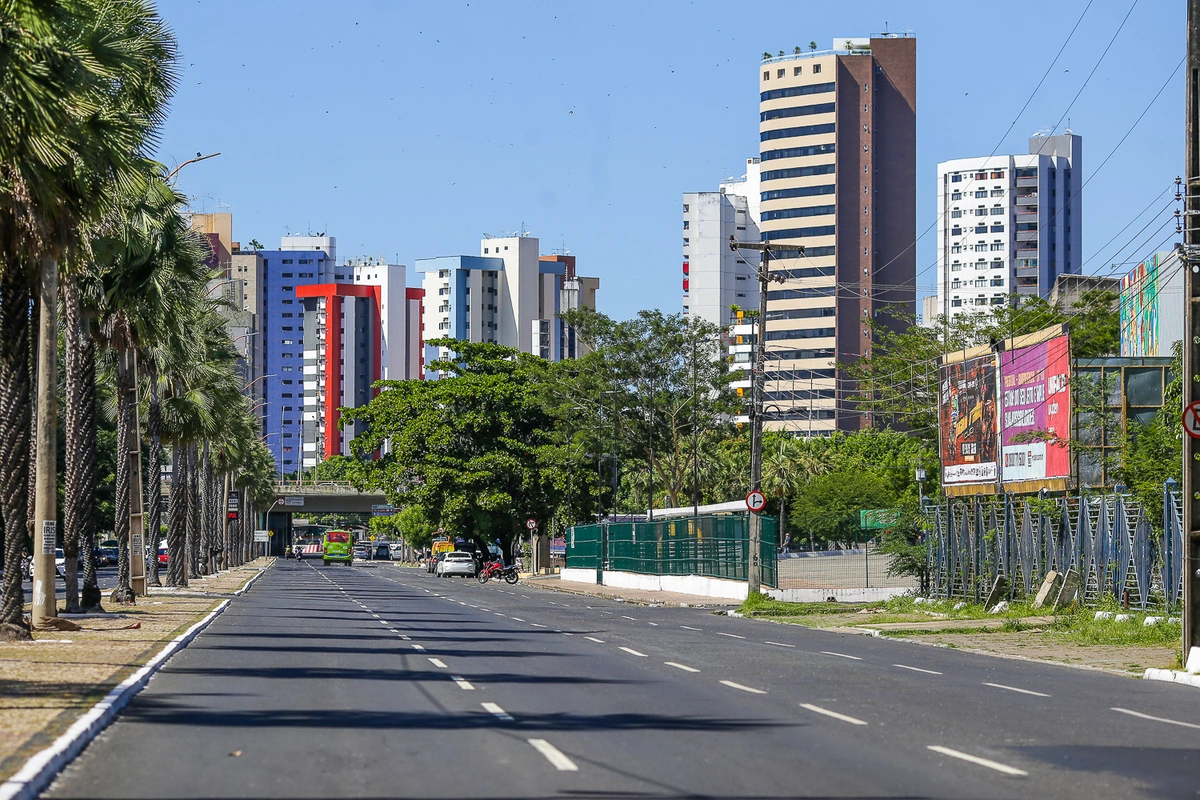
left=98, top=547, right=118, bottom=566
left=389, top=543, right=406, bottom=560
left=157, top=548, right=168, bottom=566
left=372, top=544, right=391, bottom=561
left=436, top=551, right=477, bottom=578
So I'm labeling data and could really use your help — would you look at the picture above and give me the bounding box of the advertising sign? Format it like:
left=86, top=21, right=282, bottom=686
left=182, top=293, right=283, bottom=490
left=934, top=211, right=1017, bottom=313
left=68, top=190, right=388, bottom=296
left=999, top=335, right=1071, bottom=484
left=938, top=352, right=999, bottom=486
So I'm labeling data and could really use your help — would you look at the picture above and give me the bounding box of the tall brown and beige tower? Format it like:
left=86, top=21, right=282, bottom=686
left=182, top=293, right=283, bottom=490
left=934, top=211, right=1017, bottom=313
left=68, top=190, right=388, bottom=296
left=757, top=35, right=916, bottom=434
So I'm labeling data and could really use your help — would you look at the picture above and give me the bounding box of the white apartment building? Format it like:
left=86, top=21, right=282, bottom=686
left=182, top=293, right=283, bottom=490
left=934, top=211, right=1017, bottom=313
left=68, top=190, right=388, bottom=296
left=936, top=133, right=1082, bottom=322
left=682, top=186, right=761, bottom=329
left=416, top=235, right=598, bottom=374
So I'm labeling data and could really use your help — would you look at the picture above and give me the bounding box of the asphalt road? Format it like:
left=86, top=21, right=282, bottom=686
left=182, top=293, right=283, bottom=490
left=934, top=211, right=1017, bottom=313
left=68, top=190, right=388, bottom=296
left=44, top=560, right=1200, bottom=799
left=17, top=565, right=121, bottom=600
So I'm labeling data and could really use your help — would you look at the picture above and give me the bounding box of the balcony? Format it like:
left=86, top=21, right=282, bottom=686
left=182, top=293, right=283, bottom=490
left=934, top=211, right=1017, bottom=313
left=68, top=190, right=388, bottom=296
left=1016, top=176, right=1039, bottom=188
left=1015, top=194, right=1038, bottom=206
left=1015, top=266, right=1038, bottom=279
left=1015, top=230, right=1039, bottom=243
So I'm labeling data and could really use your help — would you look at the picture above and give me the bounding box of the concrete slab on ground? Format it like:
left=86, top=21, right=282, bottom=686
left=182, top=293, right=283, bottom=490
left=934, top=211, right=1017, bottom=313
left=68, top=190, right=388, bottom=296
left=851, top=615, right=1055, bottom=632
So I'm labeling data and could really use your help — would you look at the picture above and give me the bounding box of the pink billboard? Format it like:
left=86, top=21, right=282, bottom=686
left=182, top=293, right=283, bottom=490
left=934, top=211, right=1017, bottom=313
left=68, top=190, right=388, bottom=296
left=998, top=334, right=1071, bottom=483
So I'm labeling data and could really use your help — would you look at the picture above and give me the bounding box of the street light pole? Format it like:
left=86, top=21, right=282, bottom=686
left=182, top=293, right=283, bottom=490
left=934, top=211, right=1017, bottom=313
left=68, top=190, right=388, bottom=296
left=1183, top=0, right=1200, bottom=660
left=729, top=236, right=790, bottom=595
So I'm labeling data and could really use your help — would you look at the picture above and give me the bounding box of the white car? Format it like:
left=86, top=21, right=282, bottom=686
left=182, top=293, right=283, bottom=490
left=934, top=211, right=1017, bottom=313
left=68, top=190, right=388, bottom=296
left=436, top=551, right=477, bottom=578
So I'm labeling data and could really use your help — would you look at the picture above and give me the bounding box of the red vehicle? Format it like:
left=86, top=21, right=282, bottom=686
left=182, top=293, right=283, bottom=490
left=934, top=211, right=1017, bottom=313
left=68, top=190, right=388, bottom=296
left=157, top=547, right=168, bottom=566
left=476, top=558, right=519, bottom=585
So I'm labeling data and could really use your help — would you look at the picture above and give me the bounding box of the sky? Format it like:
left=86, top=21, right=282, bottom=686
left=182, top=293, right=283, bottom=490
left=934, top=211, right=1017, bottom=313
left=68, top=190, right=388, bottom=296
left=156, top=0, right=1185, bottom=321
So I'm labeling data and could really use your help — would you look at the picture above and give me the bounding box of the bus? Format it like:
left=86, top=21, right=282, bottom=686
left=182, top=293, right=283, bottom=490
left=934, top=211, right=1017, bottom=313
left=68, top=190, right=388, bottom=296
left=322, top=530, right=353, bottom=566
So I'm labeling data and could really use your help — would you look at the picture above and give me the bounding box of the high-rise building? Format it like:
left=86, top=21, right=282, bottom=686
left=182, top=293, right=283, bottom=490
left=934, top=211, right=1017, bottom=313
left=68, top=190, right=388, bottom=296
left=757, top=35, right=916, bottom=434
left=936, top=133, right=1082, bottom=322
left=682, top=160, right=762, bottom=329
left=417, top=235, right=599, bottom=374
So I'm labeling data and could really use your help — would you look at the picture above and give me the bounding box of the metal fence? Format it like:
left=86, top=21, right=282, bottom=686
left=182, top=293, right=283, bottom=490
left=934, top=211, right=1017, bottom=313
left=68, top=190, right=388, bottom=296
left=777, top=548, right=917, bottom=591
left=925, top=486, right=1184, bottom=609
left=566, top=515, right=778, bottom=588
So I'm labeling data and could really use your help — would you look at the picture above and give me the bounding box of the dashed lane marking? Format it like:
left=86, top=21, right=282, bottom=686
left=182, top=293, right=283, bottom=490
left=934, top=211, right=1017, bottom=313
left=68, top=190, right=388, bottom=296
left=451, top=676, right=475, bottom=690
left=716, top=632, right=745, bottom=639
left=618, top=647, right=648, bottom=657
left=894, top=664, right=942, bottom=675
left=511, top=617, right=526, bottom=622
left=428, top=658, right=447, bottom=669
left=983, top=682, right=1049, bottom=697
left=528, top=739, right=578, bottom=771
left=800, top=703, right=868, bottom=725
left=720, top=680, right=766, bottom=695
left=411, top=644, right=426, bottom=652
left=765, top=641, right=795, bottom=648
left=1111, top=707, right=1200, bottom=729
left=621, top=616, right=637, bottom=621
left=585, top=637, right=605, bottom=643
left=648, top=622, right=658, bottom=626
left=927, top=745, right=1028, bottom=777
left=680, top=625, right=702, bottom=631
left=665, top=662, right=699, bottom=673
left=482, top=702, right=513, bottom=722
left=531, top=623, right=548, bottom=628
left=820, top=651, right=862, bottom=660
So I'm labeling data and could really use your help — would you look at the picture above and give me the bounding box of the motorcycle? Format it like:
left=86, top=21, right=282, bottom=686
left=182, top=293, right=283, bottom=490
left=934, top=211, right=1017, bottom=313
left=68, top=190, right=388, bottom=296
left=478, top=559, right=520, bottom=585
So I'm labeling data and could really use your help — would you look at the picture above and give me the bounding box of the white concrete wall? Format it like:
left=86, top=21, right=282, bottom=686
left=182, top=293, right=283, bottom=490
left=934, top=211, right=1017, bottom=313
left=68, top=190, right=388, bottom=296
left=765, top=587, right=910, bottom=603
left=598, top=570, right=750, bottom=600
left=560, top=568, right=598, bottom=585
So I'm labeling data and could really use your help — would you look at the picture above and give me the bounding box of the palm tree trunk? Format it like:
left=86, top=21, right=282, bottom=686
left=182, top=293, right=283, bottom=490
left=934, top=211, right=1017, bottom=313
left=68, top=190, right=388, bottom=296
left=166, top=439, right=187, bottom=587
left=0, top=266, right=33, bottom=640
left=62, top=280, right=92, bottom=611
left=188, top=442, right=201, bottom=579
left=202, top=442, right=218, bottom=573
left=109, top=338, right=136, bottom=604
left=145, top=381, right=163, bottom=586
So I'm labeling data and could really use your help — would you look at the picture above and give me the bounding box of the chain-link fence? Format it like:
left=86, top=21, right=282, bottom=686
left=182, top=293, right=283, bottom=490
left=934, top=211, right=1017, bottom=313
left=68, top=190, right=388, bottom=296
left=925, top=486, right=1184, bottom=609
left=776, top=548, right=917, bottom=591
left=566, top=515, right=778, bottom=588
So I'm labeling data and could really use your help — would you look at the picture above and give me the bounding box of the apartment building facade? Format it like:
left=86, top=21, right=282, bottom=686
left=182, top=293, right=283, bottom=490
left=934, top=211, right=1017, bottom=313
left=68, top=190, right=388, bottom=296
left=935, top=134, right=1082, bottom=322
left=757, top=35, right=916, bottom=434
left=682, top=187, right=761, bottom=329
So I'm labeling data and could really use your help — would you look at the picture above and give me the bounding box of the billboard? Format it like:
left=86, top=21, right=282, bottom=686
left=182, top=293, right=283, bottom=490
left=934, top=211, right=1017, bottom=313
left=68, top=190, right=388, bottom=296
left=939, top=351, right=999, bottom=486
left=999, top=334, right=1071, bottom=484
left=1120, top=251, right=1184, bottom=357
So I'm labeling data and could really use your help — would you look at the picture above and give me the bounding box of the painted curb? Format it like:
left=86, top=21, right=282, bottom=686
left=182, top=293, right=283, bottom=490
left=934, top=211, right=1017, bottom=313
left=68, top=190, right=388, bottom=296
left=1143, top=668, right=1200, bottom=689
left=0, top=566, right=266, bottom=800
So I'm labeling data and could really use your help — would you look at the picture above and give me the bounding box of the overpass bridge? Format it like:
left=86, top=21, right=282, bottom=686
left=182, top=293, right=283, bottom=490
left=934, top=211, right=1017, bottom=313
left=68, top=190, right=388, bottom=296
left=268, top=481, right=389, bottom=514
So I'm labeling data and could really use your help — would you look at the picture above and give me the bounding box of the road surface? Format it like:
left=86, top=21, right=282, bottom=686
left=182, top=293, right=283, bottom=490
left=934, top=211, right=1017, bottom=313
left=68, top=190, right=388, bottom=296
left=45, top=560, right=1200, bottom=798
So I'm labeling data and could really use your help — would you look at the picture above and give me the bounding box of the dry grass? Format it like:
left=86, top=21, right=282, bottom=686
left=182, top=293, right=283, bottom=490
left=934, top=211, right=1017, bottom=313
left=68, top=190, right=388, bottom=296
left=0, top=559, right=271, bottom=782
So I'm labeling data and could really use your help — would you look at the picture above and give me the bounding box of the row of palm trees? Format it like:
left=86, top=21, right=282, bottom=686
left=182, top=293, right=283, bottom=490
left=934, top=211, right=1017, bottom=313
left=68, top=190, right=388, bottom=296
left=0, top=1, right=276, bottom=639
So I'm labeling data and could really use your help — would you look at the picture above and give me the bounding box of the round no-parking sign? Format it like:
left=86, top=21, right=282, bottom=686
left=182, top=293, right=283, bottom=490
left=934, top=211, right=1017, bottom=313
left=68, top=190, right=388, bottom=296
left=526, top=518, right=538, bottom=530
left=1184, top=401, right=1200, bottom=439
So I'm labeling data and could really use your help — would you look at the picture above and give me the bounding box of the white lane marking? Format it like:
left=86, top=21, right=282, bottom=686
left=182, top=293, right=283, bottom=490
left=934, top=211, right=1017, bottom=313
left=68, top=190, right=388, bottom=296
left=560, top=631, right=574, bottom=636
left=371, top=613, right=379, bottom=617
left=1111, top=707, right=1200, bottom=730
left=619, top=647, right=648, bottom=657
left=481, top=702, right=513, bottom=722
left=531, top=623, right=548, bottom=628
left=528, top=738, right=578, bottom=771
left=720, top=680, right=766, bottom=694
left=428, top=658, right=447, bottom=669
left=894, top=664, right=942, bottom=675
left=622, top=615, right=637, bottom=621
left=378, top=620, right=389, bottom=626
left=399, top=635, right=410, bottom=640
left=511, top=617, right=526, bottom=622
left=983, top=682, right=1049, bottom=697
left=800, top=703, right=868, bottom=725
left=411, top=644, right=426, bottom=652
left=716, top=632, right=745, bottom=639
left=451, top=676, right=475, bottom=690
left=820, top=651, right=862, bottom=660
left=681, top=625, right=702, bottom=631
left=585, top=636, right=605, bottom=643
left=665, top=661, right=699, bottom=673
left=765, top=641, right=796, bottom=648
left=927, top=745, right=1028, bottom=777
left=648, top=622, right=658, bottom=626
left=495, top=612, right=505, bottom=616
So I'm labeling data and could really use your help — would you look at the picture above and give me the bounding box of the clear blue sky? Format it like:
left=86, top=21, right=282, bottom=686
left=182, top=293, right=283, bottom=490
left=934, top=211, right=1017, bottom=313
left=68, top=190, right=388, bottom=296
left=157, top=0, right=1184, bottom=320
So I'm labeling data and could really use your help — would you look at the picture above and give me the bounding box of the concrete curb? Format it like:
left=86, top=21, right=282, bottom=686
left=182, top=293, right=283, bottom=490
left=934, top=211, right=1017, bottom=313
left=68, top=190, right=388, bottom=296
left=1143, top=668, right=1200, bottom=689
left=0, top=565, right=266, bottom=800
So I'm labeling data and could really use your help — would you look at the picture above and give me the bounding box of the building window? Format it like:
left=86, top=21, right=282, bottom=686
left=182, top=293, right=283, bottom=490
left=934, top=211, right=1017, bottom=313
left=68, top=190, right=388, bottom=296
left=951, top=245, right=963, bottom=254
left=282, top=312, right=293, bottom=318
left=777, top=68, right=785, bottom=78
left=813, top=63, right=821, bottom=73
left=282, top=259, right=294, bottom=264
left=763, top=71, right=770, bottom=80
left=991, top=189, right=1005, bottom=197
left=991, top=171, right=1004, bottom=179
left=951, top=298, right=962, bottom=307
left=793, top=66, right=801, bottom=76
left=682, top=220, right=689, bottom=229
left=282, top=366, right=293, bottom=372
left=299, top=259, right=312, bottom=264
left=950, top=174, right=962, bottom=183
left=951, top=191, right=963, bottom=200
left=951, top=226, right=962, bottom=236
left=990, top=224, right=1005, bottom=232
left=991, top=296, right=1006, bottom=305
left=990, top=242, right=1004, bottom=251
left=975, top=224, right=987, bottom=233
left=974, top=172, right=987, bottom=180
left=951, top=262, right=962, bottom=272
left=282, top=272, right=293, bottom=278
left=950, top=209, right=962, bottom=218
left=990, top=206, right=1004, bottom=215
left=973, top=243, right=987, bottom=252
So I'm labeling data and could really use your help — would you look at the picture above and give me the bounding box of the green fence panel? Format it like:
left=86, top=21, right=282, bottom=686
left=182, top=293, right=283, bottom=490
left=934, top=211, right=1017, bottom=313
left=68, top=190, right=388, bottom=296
left=565, top=524, right=602, bottom=570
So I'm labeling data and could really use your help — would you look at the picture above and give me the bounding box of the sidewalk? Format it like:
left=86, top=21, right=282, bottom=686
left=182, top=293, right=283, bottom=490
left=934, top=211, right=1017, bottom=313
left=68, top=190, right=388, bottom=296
left=522, top=574, right=740, bottom=607
left=0, top=559, right=271, bottom=784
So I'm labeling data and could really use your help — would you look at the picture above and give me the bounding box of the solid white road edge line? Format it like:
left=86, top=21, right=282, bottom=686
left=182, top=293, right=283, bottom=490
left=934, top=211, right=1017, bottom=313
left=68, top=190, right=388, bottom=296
left=1111, top=707, right=1200, bottom=729
left=451, top=676, right=475, bottom=690
left=894, top=664, right=942, bottom=675
left=528, top=739, right=579, bottom=771
left=664, top=662, right=700, bottom=673
left=799, top=703, right=869, bottom=725
left=619, top=647, right=648, bottom=657
left=0, top=593, right=240, bottom=800
left=481, top=702, right=513, bottom=722
left=820, top=651, right=862, bottom=660
left=926, top=745, right=1028, bottom=777
left=720, top=680, right=766, bottom=694
left=983, top=682, right=1049, bottom=697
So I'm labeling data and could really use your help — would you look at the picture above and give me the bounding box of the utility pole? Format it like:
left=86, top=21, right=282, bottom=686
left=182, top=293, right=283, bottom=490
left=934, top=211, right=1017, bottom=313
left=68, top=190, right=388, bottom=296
left=1183, top=0, right=1200, bottom=661
left=729, top=236, right=789, bottom=594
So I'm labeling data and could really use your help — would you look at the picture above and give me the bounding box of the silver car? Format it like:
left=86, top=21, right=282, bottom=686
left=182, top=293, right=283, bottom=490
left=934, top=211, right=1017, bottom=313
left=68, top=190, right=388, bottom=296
left=436, top=551, right=477, bottom=578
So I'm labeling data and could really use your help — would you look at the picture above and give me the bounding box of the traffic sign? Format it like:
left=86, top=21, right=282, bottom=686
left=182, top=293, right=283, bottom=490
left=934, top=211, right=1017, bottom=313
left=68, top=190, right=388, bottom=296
left=253, top=530, right=269, bottom=543
left=526, top=518, right=537, bottom=530
left=1185, top=401, right=1200, bottom=439
left=745, top=490, right=767, bottom=513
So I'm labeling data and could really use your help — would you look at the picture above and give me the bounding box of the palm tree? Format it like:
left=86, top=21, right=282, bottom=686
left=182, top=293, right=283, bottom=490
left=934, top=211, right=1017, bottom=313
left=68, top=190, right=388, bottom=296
left=0, top=0, right=176, bottom=637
